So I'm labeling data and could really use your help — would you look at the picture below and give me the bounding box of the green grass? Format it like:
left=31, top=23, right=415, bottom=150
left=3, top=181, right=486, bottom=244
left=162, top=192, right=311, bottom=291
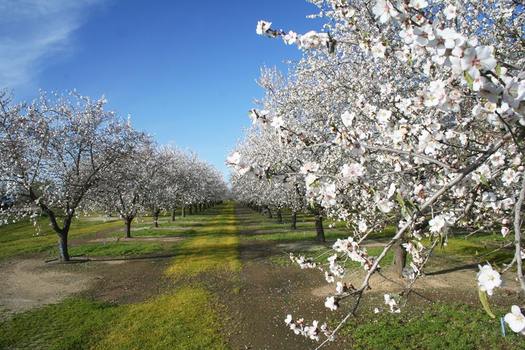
left=236, top=210, right=351, bottom=243
left=94, top=287, right=227, bottom=350
left=247, top=228, right=350, bottom=242
left=343, top=302, right=524, bottom=349
left=0, top=288, right=228, bottom=350
left=131, top=227, right=197, bottom=237
left=68, top=241, right=166, bottom=257
left=434, top=233, right=514, bottom=266
left=0, top=217, right=123, bottom=261
left=165, top=202, right=240, bottom=279
left=0, top=298, right=118, bottom=350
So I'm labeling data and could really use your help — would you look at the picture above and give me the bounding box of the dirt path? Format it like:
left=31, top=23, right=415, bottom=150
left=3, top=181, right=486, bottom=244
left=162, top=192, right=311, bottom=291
left=223, top=206, right=346, bottom=350
left=0, top=259, right=94, bottom=317
left=223, top=206, right=525, bottom=349
left=0, top=252, right=176, bottom=320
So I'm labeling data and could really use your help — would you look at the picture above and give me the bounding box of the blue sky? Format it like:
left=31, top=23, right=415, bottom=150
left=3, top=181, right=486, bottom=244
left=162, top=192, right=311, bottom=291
left=0, top=0, right=322, bottom=179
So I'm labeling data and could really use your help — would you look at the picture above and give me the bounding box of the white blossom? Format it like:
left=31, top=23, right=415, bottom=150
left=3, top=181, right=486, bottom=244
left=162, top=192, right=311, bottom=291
left=504, top=305, right=525, bottom=335
left=477, top=264, right=502, bottom=296
left=256, top=20, right=272, bottom=35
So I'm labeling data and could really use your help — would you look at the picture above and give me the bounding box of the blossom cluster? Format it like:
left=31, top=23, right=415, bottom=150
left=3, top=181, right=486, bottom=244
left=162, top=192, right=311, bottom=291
left=229, top=0, right=525, bottom=343
left=284, top=314, right=331, bottom=342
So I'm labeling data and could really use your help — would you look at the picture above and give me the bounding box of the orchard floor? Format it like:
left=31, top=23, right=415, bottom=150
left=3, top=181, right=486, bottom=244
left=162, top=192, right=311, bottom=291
left=0, top=203, right=524, bottom=349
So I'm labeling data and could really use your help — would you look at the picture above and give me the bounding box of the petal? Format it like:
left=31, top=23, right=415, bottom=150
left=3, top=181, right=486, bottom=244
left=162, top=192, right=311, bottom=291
left=482, top=58, right=497, bottom=71
left=512, top=305, right=522, bottom=315
left=476, top=46, right=493, bottom=60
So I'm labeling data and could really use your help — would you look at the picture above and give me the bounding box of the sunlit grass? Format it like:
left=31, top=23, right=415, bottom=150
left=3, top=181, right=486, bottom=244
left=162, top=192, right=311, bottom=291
left=68, top=241, right=167, bottom=257
left=0, top=218, right=123, bottom=261
left=165, top=202, right=240, bottom=279
left=94, top=287, right=227, bottom=350
left=0, top=288, right=227, bottom=350
left=433, top=233, right=514, bottom=267
left=247, top=229, right=350, bottom=242
left=342, top=302, right=523, bottom=349
left=0, top=298, right=118, bottom=350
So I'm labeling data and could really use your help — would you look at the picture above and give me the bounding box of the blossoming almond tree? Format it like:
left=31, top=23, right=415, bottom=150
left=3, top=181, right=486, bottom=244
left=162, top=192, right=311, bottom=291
left=230, top=0, right=525, bottom=343
left=0, top=91, right=141, bottom=261
left=97, top=144, right=228, bottom=234
left=229, top=118, right=326, bottom=239
left=94, top=139, right=156, bottom=237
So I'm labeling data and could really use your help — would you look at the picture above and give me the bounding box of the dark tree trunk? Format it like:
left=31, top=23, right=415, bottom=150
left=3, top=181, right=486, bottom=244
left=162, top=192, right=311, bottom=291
left=267, top=207, right=273, bottom=219
left=182, top=206, right=186, bottom=217
left=315, top=214, right=325, bottom=242
left=393, top=240, right=407, bottom=277
left=57, top=214, right=74, bottom=262
left=33, top=191, right=71, bottom=262
left=125, top=217, right=133, bottom=238
left=58, top=233, right=70, bottom=262
left=153, top=209, right=160, bottom=228
left=189, top=206, right=193, bottom=215
left=291, top=211, right=297, bottom=230
left=171, top=209, right=176, bottom=221
left=276, top=209, right=283, bottom=224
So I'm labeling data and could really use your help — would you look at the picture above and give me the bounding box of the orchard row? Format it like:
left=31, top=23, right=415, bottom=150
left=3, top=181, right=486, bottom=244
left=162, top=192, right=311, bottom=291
left=0, top=91, right=227, bottom=262
left=229, top=0, right=525, bottom=343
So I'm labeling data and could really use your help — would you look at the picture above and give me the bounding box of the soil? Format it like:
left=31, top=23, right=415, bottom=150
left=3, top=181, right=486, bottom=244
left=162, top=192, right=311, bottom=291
left=0, top=252, right=176, bottom=319
left=222, top=207, right=347, bottom=350
left=79, top=257, right=173, bottom=304
left=0, top=258, right=94, bottom=317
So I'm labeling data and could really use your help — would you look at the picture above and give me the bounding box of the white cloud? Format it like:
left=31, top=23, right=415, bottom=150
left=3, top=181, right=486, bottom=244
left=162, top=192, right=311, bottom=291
left=0, top=0, right=106, bottom=88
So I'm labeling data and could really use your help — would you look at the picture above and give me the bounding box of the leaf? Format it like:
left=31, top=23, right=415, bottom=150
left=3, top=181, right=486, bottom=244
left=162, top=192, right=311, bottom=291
left=395, top=192, right=405, bottom=209
left=495, top=64, right=502, bottom=77
left=479, top=174, right=490, bottom=187
left=478, top=289, right=496, bottom=319
left=439, top=233, right=447, bottom=249
left=396, top=192, right=411, bottom=217
left=464, top=71, right=474, bottom=90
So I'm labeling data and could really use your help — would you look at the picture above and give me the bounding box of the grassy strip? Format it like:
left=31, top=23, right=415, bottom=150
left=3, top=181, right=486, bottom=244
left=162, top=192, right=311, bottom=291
left=0, top=218, right=123, bottom=261
left=94, top=287, right=227, bottom=350
left=0, top=288, right=227, bottom=350
left=248, top=229, right=349, bottom=242
left=342, top=302, right=523, bottom=349
left=69, top=241, right=166, bottom=257
left=165, top=202, right=240, bottom=279
left=0, top=298, right=118, bottom=350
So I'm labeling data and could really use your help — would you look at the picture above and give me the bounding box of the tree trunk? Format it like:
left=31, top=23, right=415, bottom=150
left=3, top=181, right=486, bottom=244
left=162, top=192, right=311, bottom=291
left=276, top=209, right=283, bottom=224
left=182, top=206, right=186, bottom=217
left=171, top=209, right=176, bottom=221
left=267, top=207, right=273, bottom=219
left=291, top=211, right=297, bottom=230
left=315, top=214, right=325, bottom=242
left=189, top=206, right=193, bottom=215
left=393, top=240, right=407, bottom=277
left=58, top=233, right=70, bottom=262
left=154, top=209, right=160, bottom=228
left=125, top=217, right=133, bottom=238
